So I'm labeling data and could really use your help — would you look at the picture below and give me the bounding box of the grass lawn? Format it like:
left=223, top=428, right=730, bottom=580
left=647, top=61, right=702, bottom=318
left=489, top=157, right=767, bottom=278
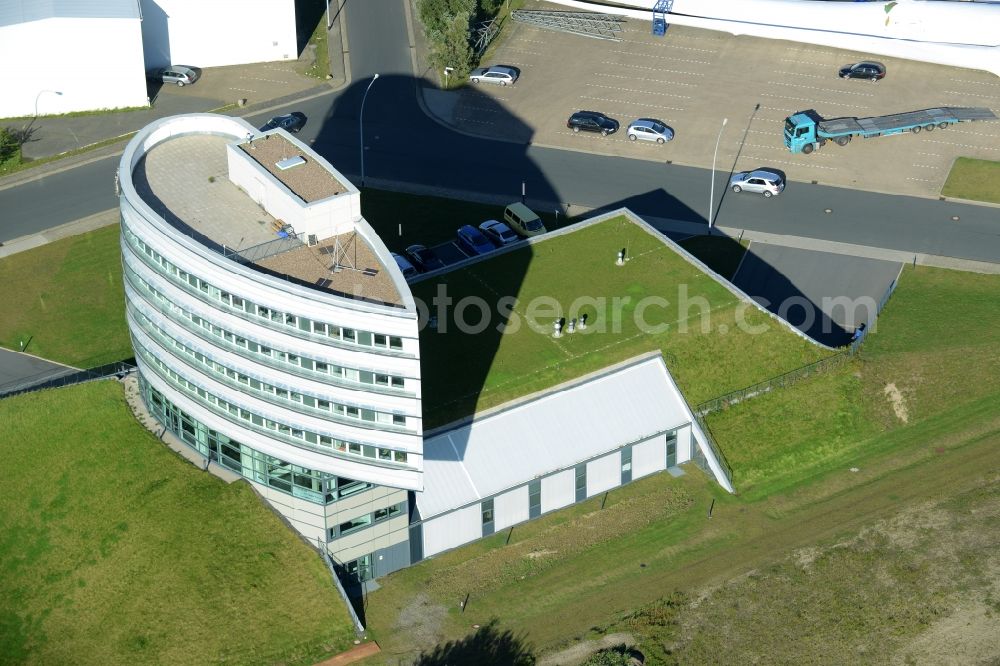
left=941, top=157, right=1000, bottom=204
left=414, top=215, right=828, bottom=427
left=0, top=224, right=130, bottom=367
left=0, top=380, right=357, bottom=664
left=361, top=264, right=1000, bottom=665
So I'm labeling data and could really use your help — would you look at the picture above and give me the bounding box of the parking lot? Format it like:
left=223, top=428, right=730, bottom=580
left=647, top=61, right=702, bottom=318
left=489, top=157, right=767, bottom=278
left=451, top=1, right=1000, bottom=198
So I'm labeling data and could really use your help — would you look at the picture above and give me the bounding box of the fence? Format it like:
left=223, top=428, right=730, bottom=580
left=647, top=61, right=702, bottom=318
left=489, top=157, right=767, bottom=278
left=223, top=233, right=303, bottom=265
left=848, top=273, right=899, bottom=354
left=692, top=413, right=733, bottom=488
left=0, top=360, right=137, bottom=399
left=317, top=537, right=366, bottom=637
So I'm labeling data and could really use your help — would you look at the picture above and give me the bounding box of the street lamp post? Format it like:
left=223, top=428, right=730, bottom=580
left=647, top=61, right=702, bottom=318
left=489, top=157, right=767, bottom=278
left=34, top=90, right=63, bottom=119
left=359, top=74, right=379, bottom=188
left=708, top=117, right=728, bottom=232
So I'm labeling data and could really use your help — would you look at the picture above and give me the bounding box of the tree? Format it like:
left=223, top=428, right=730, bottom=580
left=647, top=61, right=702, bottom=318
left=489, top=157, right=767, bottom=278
left=427, top=10, right=474, bottom=83
left=0, top=127, right=21, bottom=169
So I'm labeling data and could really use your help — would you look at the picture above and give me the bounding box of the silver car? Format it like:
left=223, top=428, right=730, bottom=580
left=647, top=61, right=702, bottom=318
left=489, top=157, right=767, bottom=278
left=730, top=169, right=785, bottom=198
left=469, top=66, right=518, bottom=86
left=149, top=65, right=201, bottom=87
left=626, top=119, right=674, bottom=144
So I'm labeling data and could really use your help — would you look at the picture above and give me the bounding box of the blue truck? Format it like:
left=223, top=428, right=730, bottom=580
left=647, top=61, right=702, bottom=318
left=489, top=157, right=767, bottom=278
left=784, top=107, right=997, bottom=154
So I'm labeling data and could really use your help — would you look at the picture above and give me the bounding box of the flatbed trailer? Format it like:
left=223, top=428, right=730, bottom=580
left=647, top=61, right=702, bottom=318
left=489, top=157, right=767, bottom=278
left=784, top=107, right=997, bottom=154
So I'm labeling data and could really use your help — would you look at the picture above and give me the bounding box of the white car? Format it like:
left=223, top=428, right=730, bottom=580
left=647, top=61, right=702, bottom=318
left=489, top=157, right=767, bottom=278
left=469, top=66, right=518, bottom=86
left=627, top=119, right=674, bottom=144
left=730, top=169, right=785, bottom=198
left=479, top=219, right=519, bottom=246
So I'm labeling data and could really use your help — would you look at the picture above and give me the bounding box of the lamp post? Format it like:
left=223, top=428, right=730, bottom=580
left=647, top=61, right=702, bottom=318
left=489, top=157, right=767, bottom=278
left=708, top=117, right=728, bottom=232
left=34, top=90, right=63, bottom=119
left=359, top=73, right=379, bottom=188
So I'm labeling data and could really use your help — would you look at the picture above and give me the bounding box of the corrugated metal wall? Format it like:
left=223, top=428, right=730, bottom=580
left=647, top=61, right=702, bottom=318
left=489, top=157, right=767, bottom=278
left=586, top=451, right=621, bottom=496
left=494, top=485, right=529, bottom=530
left=423, top=504, right=481, bottom=557
left=632, top=436, right=666, bottom=479
left=541, top=469, right=575, bottom=513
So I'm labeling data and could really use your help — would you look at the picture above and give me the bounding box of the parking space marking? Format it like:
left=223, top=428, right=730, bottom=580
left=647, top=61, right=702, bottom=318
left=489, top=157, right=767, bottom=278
left=950, top=79, right=1000, bottom=87
left=739, top=156, right=837, bottom=170
left=944, top=128, right=1000, bottom=139
left=596, top=72, right=697, bottom=87
left=455, top=117, right=496, bottom=126
left=621, top=43, right=717, bottom=53
left=760, top=92, right=857, bottom=108
left=605, top=62, right=705, bottom=76
left=457, top=105, right=502, bottom=114
left=240, top=76, right=293, bottom=84
left=612, top=50, right=713, bottom=65
left=925, top=138, right=1000, bottom=151
left=943, top=90, right=1000, bottom=99
left=911, top=164, right=940, bottom=169
left=779, top=58, right=834, bottom=67
left=589, top=83, right=691, bottom=99
left=581, top=96, right=685, bottom=112
left=774, top=71, right=827, bottom=79
left=766, top=81, right=874, bottom=98
left=503, top=48, right=543, bottom=56
left=906, top=177, right=938, bottom=183
left=917, top=152, right=942, bottom=157
left=229, top=87, right=257, bottom=93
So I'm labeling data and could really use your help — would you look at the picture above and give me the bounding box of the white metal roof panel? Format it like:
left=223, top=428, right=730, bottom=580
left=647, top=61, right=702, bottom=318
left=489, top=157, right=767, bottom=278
left=0, top=0, right=140, bottom=27
left=417, top=355, right=692, bottom=519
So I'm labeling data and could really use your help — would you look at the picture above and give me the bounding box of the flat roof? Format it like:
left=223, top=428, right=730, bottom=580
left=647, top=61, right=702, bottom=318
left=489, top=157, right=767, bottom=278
left=133, top=133, right=400, bottom=306
left=238, top=134, right=348, bottom=203
left=416, top=355, right=694, bottom=519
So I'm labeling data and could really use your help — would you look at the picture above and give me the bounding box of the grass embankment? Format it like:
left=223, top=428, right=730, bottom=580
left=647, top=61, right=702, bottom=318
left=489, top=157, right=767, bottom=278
left=296, top=0, right=330, bottom=79
left=0, top=381, right=357, bottom=664
left=362, top=264, right=1000, bottom=664
left=414, top=216, right=824, bottom=427
left=0, top=224, right=129, bottom=367
left=941, top=157, right=1000, bottom=204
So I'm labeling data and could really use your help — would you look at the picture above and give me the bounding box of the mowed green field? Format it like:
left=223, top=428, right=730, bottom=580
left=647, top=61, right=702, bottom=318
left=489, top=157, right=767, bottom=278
left=413, top=216, right=829, bottom=427
left=0, top=224, right=130, bottom=367
left=360, top=264, right=1000, bottom=664
left=0, top=381, right=357, bottom=665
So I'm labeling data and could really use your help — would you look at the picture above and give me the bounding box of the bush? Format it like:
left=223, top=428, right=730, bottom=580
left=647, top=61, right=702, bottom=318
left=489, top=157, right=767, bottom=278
left=583, top=645, right=634, bottom=666
left=417, top=0, right=480, bottom=83
left=0, top=126, right=21, bottom=170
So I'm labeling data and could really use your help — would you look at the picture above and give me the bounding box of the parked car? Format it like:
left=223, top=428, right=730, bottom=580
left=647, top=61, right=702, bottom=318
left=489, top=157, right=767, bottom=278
left=404, top=244, right=446, bottom=272
left=469, top=65, right=518, bottom=86
left=567, top=111, right=619, bottom=136
left=456, top=225, right=494, bottom=256
left=259, top=112, right=307, bottom=133
left=504, top=203, right=546, bottom=237
left=148, top=65, right=201, bottom=87
left=729, top=170, right=785, bottom=198
left=479, top=219, right=519, bottom=246
left=391, top=252, right=419, bottom=279
left=626, top=118, right=674, bottom=144
left=838, top=61, right=886, bottom=82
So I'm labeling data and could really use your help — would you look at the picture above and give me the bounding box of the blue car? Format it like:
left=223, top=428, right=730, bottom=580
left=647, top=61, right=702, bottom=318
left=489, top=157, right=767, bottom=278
left=456, top=225, right=494, bottom=256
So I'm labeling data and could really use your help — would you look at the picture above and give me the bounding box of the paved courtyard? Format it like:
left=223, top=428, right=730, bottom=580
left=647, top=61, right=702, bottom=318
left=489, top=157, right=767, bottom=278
left=449, top=1, right=1000, bottom=198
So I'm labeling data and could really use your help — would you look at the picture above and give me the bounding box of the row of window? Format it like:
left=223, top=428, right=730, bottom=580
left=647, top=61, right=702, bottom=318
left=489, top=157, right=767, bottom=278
left=329, top=502, right=406, bottom=541
left=123, top=223, right=410, bottom=353
left=130, top=303, right=412, bottom=430
left=134, top=336, right=410, bottom=466
left=124, top=262, right=411, bottom=393
left=144, top=379, right=374, bottom=505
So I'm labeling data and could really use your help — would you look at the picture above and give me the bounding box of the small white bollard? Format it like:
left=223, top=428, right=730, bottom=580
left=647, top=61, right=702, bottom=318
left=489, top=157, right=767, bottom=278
left=553, top=319, right=564, bottom=338
left=616, top=248, right=626, bottom=266
left=568, top=318, right=577, bottom=334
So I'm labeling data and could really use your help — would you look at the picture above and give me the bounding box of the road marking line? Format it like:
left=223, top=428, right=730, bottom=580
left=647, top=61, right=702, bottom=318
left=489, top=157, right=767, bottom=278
left=766, top=81, right=874, bottom=97
left=581, top=96, right=685, bottom=111
left=588, top=83, right=690, bottom=99
left=603, top=61, right=705, bottom=76
left=595, top=72, right=697, bottom=86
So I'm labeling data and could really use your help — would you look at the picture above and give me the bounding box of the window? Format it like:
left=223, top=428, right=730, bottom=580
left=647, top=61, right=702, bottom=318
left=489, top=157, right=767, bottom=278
left=394, top=451, right=408, bottom=463
left=666, top=432, right=678, bottom=468
left=378, top=448, right=392, bottom=461
left=529, top=480, right=541, bottom=519
left=621, top=446, right=632, bottom=484
left=374, top=503, right=402, bottom=522
left=481, top=498, right=495, bottom=536
left=339, top=514, right=372, bottom=535
left=575, top=464, right=587, bottom=502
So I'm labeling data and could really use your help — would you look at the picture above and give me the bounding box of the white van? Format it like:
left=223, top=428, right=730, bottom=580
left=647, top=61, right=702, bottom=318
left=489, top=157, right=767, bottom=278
left=503, top=203, right=547, bottom=238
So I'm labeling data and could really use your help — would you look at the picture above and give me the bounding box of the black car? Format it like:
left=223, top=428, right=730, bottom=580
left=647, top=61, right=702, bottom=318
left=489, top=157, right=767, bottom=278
left=259, top=112, right=307, bottom=133
left=404, top=244, right=446, bottom=272
left=567, top=111, right=619, bottom=136
left=838, top=61, right=886, bottom=82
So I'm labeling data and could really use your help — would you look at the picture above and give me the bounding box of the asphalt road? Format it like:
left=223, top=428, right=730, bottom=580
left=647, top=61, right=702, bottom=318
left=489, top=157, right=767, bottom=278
left=1, top=0, right=998, bottom=266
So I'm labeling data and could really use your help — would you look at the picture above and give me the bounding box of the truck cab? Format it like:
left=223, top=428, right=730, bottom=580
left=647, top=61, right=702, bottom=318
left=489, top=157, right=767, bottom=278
left=784, top=111, right=820, bottom=153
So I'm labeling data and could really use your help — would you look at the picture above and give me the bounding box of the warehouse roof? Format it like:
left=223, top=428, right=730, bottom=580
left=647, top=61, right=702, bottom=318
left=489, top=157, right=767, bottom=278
left=416, top=354, right=697, bottom=520
left=0, top=0, right=141, bottom=27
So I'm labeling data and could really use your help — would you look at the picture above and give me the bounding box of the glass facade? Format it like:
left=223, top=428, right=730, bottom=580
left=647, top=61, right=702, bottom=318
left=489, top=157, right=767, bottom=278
left=140, top=375, right=376, bottom=505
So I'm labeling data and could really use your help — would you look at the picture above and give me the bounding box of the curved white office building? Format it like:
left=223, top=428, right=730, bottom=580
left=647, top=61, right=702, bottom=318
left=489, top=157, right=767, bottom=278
left=119, top=114, right=421, bottom=575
